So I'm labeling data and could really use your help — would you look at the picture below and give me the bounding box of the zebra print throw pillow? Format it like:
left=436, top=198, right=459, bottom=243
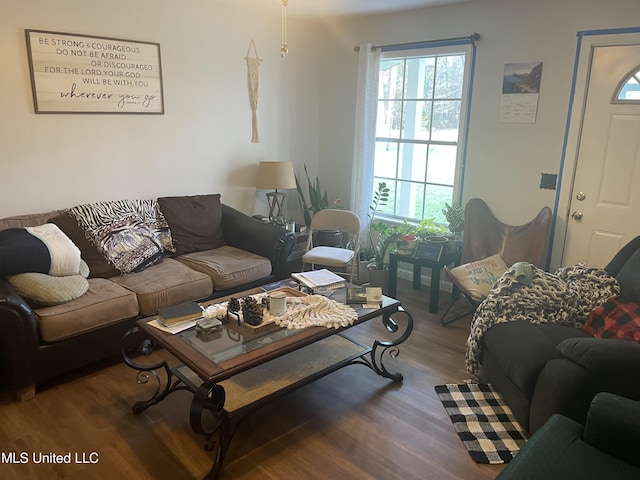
left=67, top=199, right=175, bottom=274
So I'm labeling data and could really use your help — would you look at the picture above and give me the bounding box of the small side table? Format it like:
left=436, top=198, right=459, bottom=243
left=388, top=248, right=461, bottom=313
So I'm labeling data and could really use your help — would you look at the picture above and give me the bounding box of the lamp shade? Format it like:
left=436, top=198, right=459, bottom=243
left=256, top=161, right=297, bottom=190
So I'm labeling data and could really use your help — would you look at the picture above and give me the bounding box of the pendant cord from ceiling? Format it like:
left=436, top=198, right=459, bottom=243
left=281, top=0, right=290, bottom=57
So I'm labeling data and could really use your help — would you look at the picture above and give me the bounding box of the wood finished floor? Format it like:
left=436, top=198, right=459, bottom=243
left=0, top=279, right=505, bottom=479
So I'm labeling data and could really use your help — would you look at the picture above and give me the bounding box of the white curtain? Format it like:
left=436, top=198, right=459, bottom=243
left=350, top=44, right=380, bottom=239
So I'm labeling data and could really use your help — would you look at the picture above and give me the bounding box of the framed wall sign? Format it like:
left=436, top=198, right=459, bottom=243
left=25, top=29, right=164, bottom=114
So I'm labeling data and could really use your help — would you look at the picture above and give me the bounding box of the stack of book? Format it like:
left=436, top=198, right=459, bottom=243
left=157, top=302, right=203, bottom=327
left=291, top=269, right=345, bottom=291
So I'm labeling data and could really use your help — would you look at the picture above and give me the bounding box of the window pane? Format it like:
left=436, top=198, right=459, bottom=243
left=422, top=57, right=436, bottom=99
left=376, top=100, right=402, bottom=139
left=431, top=100, right=460, bottom=141
left=394, top=180, right=424, bottom=219
left=434, top=55, right=465, bottom=99
left=398, top=143, right=427, bottom=182
left=616, top=69, right=640, bottom=101
left=426, top=145, right=457, bottom=185
left=401, top=100, right=431, bottom=140
left=379, top=59, right=405, bottom=100
left=374, top=141, right=399, bottom=178
left=424, top=184, right=453, bottom=223
left=404, top=57, right=435, bottom=100
left=422, top=101, right=433, bottom=139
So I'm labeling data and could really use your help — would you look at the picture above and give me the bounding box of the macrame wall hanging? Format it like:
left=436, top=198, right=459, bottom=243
left=244, top=39, right=262, bottom=143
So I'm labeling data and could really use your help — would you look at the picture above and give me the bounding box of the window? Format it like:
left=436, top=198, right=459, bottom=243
left=614, top=67, right=640, bottom=102
left=373, top=44, right=473, bottom=224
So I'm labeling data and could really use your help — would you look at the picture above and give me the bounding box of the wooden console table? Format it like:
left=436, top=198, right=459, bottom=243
left=388, top=248, right=461, bottom=313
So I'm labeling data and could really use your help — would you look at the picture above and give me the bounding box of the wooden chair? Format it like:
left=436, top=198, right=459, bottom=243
left=302, top=209, right=360, bottom=283
left=440, top=198, right=553, bottom=325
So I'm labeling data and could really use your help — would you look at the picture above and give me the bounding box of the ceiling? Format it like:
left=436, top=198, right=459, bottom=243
left=287, top=0, right=475, bottom=17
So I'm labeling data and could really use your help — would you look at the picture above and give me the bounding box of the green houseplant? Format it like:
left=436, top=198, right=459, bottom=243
left=366, top=183, right=448, bottom=270
left=295, top=164, right=329, bottom=229
left=367, top=220, right=417, bottom=294
left=442, top=202, right=464, bottom=236
left=365, top=181, right=404, bottom=270
left=415, top=217, right=448, bottom=240
left=295, top=164, right=344, bottom=230
left=360, top=181, right=389, bottom=264
left=370, top=222, right=411, bottom=270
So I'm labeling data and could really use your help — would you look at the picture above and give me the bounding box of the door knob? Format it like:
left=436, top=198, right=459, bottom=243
left=571, top=211, right=583, bottom=220
left=576, top=192, right=586, bottom=201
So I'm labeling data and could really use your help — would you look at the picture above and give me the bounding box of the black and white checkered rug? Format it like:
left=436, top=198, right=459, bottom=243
left=434, top=383, right=529, bottom=464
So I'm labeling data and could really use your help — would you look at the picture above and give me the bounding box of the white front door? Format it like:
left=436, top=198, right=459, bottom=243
left=562, top=40, right=640, bottom=267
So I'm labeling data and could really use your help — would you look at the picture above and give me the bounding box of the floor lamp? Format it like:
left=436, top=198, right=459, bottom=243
left=256, top=161, right=297, bottom=219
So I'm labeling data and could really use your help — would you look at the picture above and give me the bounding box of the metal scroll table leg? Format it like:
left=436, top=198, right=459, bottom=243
left=388, top=255, right=399, bottom=298
left=190, top=383, right=232, bottom=480
left=121, top=328, right=193, bottom=414
left=350, top=307, right=414, bottom=382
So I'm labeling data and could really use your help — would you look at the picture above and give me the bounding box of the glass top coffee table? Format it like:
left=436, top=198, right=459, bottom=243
left=122, top=284, right=413, bottom=480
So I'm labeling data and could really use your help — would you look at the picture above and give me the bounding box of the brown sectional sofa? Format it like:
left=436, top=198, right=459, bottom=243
left=0, top=194, right=295, bottom=400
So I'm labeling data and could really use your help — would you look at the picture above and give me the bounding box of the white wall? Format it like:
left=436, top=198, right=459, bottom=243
left=310, top=0, right=640, bottom=266
left=0, top=0, right=299, bottom=218
left=3, top=0, right=640, bottom=268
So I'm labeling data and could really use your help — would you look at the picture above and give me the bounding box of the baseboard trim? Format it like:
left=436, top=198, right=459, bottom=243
left=396, top=265, right=454, bottom=293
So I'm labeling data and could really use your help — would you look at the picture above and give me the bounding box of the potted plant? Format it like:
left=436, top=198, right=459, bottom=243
left=366, top=181, right=390, bottom=255
left=295, top=164, right=329, bottom=230
left=369, top=222, right=397, bottom=271
left=396, top=232, right=419, bottom=256
left=355, top=181, right=388, bottom=284
left=415, top=217, right=448, bottom=241
left=357, top=245, right=375, bottom=284
left=366, top=223, right=396, bottom=292
left=361, top=181, right=391, bottom=288
left=442, top=202, right=464, bottom=238
left=295, top=164, right=345, bottom=245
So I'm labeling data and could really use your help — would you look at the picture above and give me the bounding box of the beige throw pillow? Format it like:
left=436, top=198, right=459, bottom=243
left=8, top=260, right=90, bottom=306
left=449, top=254, right=508, bottom=301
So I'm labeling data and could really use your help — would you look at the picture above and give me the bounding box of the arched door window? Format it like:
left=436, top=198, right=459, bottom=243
left=614, top=67, right=640, bottom=102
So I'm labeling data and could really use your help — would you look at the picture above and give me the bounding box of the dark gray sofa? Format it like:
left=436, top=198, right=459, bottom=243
left=0, top=195, right=295, bottom=401
left=496, top=392, right=640, bottom=480
left=479, top=236, right=640, bottom=433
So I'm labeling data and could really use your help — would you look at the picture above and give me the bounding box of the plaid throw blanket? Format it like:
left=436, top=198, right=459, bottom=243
left=466, top=263, right=620, bottom=378
left=583, top=297, right=640, bottom=342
